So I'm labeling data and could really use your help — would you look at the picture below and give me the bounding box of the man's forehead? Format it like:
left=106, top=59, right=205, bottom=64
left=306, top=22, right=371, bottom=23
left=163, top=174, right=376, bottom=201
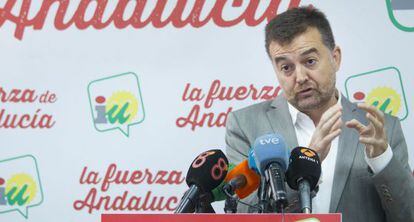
left=270, top=45, right=320, bottom=59
left=268, top=28, right=325, bottom=58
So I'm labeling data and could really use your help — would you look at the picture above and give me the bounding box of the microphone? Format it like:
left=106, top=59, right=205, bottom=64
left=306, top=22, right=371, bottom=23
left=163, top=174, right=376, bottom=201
left=222, top=160, right=260, bottom=213
left=250, top=133, right=289, bottom=212
left=223, top=159, right=260, bottom=199
left=195, top=163, right=241, bottom=213
left=248, top=148, right=270, bottom=212
left=286, top=146, right=321, bottom=214
left=175, top=149, right=229, bottom=213
left=210, top=163, right=236, bottom=202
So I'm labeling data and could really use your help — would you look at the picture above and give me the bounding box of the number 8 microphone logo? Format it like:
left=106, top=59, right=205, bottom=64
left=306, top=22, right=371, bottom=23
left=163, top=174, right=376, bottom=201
left=192, top=151, right=215, bottom=168
left=191, top=151, right=228, bottom=180
left=211, top=158, right=227, bottom=180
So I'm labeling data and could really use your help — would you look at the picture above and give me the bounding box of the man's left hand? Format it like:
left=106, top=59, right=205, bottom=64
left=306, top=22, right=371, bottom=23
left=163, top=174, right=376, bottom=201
left=345, top=103, right=388, bottom=158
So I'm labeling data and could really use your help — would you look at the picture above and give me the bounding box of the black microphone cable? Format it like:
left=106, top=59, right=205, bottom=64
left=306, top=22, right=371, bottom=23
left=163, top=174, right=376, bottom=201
left=222, top=188, right=262, bottom=212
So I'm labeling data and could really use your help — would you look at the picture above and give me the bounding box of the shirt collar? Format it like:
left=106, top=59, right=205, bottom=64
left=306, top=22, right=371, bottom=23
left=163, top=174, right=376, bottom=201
left=287, top=89, right=341, bottom=125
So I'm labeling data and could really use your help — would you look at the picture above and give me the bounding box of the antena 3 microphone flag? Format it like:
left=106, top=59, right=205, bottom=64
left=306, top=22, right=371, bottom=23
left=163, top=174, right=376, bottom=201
left=286, top=146, right=322, bottom=213
left=286, top=147, right=321, bottom=191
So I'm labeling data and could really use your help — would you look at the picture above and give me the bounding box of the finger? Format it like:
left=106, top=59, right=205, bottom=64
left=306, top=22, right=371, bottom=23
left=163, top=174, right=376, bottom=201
left=346, top=119, right=367, bottom=134
left=358, top=103, right=385, bottom=123
left=325, top=128, right=341, bottom=142
left=330, top=118, right=342, bottom=133
left=360, top=135, right=388, bottom=157
left=312, top=128, right=341, bottom=162
left=359, top=136, right=378, bottom=145
left=366, top=113, right=384, bottom=137
left=313, top=142, right=332, bottom=162
left=320, top=104, right=342, bottom=124
left=321, top=128, right=341, bottom=147
left=320, top=111, right=342, bottom=134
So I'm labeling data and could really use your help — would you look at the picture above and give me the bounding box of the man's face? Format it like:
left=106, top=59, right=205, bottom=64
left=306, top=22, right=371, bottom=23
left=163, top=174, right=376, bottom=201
left=268, top=27, right=341, bottom=111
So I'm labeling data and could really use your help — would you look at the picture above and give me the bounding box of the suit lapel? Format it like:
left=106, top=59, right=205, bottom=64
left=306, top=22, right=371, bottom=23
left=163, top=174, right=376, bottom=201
left=329, top=96, right=362, bottom=212
left=265, top=96, right=299, bottom=152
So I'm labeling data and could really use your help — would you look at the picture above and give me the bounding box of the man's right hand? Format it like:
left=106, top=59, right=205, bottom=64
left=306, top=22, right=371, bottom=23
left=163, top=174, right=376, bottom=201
left=309, top=104, right=342, bottom=162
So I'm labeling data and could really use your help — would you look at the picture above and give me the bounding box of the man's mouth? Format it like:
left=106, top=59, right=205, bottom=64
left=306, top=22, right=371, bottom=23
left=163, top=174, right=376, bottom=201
left=297, top=88, right=314, bottom=97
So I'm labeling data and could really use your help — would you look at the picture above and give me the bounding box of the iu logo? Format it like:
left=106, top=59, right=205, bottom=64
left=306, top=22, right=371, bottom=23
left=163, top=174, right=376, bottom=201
left=88, top=72, right=145, bottom=137
left=0, top=155, right=44, bottom=218
left=345, top=67, right=409, bottom=121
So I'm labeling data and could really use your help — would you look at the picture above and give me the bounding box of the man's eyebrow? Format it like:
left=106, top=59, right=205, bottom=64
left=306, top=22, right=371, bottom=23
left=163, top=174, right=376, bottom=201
left=300, top=48, right=319, bottom=56
left=273, top=48, right=319, bottom=64
left=273, top=56, right=288, bottom=65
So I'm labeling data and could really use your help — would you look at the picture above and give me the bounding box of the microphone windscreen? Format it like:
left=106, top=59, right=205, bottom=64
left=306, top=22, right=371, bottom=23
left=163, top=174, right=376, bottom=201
left=211, top=163, right=235, bottom=201
left=186, top=149, right=229, bottom=192
left=225, top=159, right=260, bottom=198
left=250, top=133, right=289, bottom=175
left=286, top=147, right=321, bottom=191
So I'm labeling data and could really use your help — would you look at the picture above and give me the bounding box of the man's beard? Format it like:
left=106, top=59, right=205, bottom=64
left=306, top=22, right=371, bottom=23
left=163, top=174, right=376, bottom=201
left=289, top=84, right=336, bottom=111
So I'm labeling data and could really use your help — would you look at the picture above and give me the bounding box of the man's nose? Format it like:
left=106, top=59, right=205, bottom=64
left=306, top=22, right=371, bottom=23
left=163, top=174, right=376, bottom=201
left=295, top=65, right=309, bottom=84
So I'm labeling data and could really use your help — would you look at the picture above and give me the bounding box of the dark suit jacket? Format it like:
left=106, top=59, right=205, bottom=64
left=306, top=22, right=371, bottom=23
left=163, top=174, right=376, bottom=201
left=225, top=94, right=414, bottom=221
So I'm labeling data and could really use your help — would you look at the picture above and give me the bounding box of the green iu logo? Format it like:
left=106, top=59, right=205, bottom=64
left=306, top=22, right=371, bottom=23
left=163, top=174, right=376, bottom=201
left=386, top=0, right=414, bottom=32
left=345, top=67, right=409, bottom=121
left=87, top=72, right=145, bottom=137
left=0, top=155, right=44, bottom=218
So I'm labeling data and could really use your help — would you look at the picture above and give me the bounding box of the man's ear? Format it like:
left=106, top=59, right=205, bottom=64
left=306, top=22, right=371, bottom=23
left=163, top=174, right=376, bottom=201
left=332, top=46, right=342, bottom=72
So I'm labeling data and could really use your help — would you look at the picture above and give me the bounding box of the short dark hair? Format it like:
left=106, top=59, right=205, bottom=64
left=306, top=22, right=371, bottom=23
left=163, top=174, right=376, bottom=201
left=265, top=6, right=335, bottom=57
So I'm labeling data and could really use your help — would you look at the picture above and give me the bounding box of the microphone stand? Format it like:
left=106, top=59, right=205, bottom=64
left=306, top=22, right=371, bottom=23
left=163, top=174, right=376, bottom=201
left=257, top=176, right=271, bottom=213
left=195, top=202, right=215, bottom=213
left=223, top=189, right=237, bottom=213
left=175, top=185, right=199, bottom=213
left=195, top=192, right=216, bottom=213
left=298, top=179, right=312, bottom=213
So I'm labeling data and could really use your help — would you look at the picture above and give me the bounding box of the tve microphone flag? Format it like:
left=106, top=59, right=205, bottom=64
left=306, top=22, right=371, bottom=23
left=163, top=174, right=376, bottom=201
left=249, top=133, right=289, bottom=212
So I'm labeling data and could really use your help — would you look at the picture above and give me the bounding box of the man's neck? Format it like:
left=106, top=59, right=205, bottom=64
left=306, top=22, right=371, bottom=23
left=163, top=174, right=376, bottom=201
left=304, top=92, right=339, bottom=126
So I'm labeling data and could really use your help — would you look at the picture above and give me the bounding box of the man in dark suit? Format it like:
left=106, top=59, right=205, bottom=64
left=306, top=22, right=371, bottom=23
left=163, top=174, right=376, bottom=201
left=225, top=7, right=414, bottom=221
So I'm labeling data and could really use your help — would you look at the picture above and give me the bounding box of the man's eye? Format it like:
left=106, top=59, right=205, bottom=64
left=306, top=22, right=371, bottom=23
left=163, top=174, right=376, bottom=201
left=281, top=65, right=291, bottom=72
left=307, top=59, right=316, bottom=65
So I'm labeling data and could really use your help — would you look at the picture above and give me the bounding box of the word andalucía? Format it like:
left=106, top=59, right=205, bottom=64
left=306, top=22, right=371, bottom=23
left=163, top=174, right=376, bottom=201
left=0, top=0, right=301, bottom=40
left=0, top=87, right=57, bottom=129
left=74, top=164, right=185, bottom=213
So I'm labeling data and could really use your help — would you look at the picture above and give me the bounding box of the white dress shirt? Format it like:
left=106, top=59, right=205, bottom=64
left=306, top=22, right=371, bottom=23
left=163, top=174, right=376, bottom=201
left=286, top=91, right=393, bottom=213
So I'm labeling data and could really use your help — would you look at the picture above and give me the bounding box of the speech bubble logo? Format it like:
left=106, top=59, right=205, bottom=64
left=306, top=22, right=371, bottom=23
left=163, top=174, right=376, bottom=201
left=0, top=155, right=44, bottom=218
left=87, top=72, right=145, bottom=137
left=345, top=66, right=409, bottom=121
left=386, top=0, right=414, bottom=32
